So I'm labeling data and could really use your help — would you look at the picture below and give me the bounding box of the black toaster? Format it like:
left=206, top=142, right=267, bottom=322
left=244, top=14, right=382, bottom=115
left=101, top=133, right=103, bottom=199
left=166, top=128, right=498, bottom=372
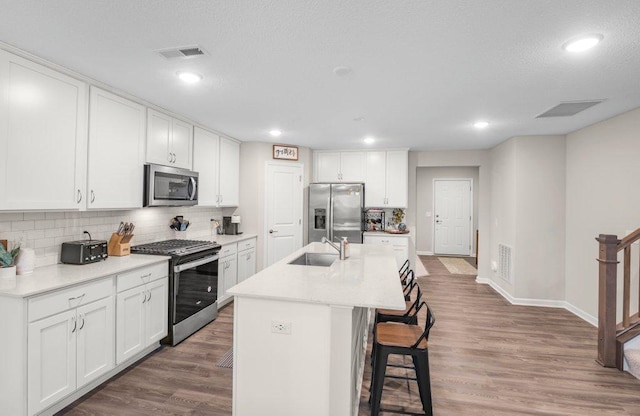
left=61, top=240, right=108, bottom=265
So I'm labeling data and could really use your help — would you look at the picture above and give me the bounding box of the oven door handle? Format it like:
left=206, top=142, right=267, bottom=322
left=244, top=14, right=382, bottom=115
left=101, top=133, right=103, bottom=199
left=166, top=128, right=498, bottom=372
left=174, top=255, right=219, bottom=273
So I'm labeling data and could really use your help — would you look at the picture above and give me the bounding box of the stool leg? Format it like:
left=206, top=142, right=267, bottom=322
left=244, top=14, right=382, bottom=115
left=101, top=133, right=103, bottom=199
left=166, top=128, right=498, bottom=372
left=370, top=345, right=389, bottom=416
left=414, top=350, right=433, bottom=416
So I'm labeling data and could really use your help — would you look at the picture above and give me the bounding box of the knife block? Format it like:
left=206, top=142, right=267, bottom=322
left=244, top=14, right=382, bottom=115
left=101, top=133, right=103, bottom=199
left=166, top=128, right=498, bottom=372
left=108, top=233, right=133, bottom=256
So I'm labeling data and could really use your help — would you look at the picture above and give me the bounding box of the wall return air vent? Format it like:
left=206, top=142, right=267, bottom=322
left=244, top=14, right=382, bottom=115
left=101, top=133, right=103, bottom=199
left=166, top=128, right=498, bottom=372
left=157, top=46, right=206, bottom=60
left=498, top=243, right=513, bottom=283
left=536, top=100, right=604, bottom=118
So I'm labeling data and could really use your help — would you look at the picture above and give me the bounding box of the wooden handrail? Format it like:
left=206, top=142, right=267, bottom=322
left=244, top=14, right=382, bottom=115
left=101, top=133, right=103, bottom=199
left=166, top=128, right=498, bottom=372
left=596, top=227, right=640, bottom=369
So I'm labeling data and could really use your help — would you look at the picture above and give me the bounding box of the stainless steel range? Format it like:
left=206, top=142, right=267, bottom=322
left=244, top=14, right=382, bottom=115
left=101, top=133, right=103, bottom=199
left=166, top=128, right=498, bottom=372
left=131, top=239, right=221, bottom=346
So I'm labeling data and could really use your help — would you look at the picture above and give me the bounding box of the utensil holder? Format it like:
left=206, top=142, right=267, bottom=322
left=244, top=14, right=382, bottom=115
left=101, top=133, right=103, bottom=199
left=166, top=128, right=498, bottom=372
left=108, top=233, right=134, bottom=256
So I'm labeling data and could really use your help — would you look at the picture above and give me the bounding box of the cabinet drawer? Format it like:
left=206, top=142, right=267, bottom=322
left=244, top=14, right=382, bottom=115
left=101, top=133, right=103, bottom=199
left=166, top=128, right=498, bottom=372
left=364, top=235, right=409, bottom=246
left=237, top=238, right=256, bottom=252
left=218, top=243, right=237, bottom=257
left=29, top=277, right=114, bottom=322
left=117, top=262, right=168, bottom=293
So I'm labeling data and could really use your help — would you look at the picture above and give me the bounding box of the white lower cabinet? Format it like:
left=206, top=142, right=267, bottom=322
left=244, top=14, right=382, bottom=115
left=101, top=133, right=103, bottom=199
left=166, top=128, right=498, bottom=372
left=217, top=238, right=257, bottom=307
left=27, top=284, right=114, bottom=416
left=363, top=234, right=409, bottom=268
left=116, top=264, right=168, bottom=364
left=217, top=243, right=237, bottom=308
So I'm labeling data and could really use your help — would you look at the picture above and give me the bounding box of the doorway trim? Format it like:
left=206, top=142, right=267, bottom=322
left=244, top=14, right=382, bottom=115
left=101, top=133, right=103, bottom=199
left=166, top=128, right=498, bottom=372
left=263, top=160, right=304, bottom=267
left=432, top=177, right=474, bottom=256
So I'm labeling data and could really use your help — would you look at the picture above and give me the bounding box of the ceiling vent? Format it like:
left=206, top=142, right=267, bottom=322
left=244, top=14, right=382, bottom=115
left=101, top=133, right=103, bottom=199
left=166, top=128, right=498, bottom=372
left=536, top=100, right=604, bottom=118
left=157, top=46, right=206, bottom=60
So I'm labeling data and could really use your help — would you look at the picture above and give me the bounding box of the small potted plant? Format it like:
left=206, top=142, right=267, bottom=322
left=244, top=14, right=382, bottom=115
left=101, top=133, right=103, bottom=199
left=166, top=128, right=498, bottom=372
left=0, top=244, right=20, bottom=279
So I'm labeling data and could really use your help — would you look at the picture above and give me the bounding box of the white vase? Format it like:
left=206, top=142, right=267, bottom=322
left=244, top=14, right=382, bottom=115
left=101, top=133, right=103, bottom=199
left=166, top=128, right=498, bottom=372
left=0, top=265, right=17, bottom=279
left=16, top=247, right=35, bottom=275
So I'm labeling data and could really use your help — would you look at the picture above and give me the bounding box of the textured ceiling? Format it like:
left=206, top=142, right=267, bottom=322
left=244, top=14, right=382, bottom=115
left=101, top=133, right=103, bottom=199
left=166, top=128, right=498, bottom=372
left=1, top=0, right=640, bottom=150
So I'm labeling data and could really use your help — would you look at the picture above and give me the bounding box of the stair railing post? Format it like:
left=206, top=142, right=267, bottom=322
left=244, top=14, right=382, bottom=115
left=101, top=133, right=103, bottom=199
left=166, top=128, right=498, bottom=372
left=596, top=234, right=620, bottom=368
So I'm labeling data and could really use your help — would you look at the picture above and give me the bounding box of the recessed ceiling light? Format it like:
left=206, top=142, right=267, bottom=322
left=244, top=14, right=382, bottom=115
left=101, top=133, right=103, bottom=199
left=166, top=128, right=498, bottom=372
left=473, top=121, right=489, bottom=129
left=353, top=116, right=365, bottom=122
left=363, top=137, right=375, bottom=144
left=333, top=66, right=352, bottom=76
left=177, top=71, right=203, bottom=84
left=562, top=34, right=603, bottom=52
left=269, top=130, right=282, bottom=137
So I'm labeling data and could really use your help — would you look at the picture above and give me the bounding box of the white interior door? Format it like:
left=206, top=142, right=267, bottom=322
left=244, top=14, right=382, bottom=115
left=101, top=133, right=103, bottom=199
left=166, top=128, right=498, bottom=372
left=265, top=162, right=303, bottom=267
left=434, top=179, right=472, bottom=256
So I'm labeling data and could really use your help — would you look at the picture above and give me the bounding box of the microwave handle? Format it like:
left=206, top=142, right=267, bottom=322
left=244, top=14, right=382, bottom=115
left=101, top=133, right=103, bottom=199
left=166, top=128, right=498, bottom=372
left=188, top=177, right=197, bottom=201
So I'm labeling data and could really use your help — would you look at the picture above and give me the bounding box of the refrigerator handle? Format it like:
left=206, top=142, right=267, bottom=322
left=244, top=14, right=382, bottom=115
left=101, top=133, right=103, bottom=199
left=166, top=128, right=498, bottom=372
left=327, top=195, right=332, bottom=240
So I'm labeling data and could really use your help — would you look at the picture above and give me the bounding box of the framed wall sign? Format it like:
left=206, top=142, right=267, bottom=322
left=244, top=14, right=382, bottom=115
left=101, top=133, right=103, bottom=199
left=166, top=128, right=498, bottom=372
left=273, top=145, right=299, bottom=160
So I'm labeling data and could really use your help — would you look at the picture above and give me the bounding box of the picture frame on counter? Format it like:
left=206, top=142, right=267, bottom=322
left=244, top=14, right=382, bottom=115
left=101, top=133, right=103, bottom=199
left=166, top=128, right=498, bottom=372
left=273, top=145, right=298, bottom=160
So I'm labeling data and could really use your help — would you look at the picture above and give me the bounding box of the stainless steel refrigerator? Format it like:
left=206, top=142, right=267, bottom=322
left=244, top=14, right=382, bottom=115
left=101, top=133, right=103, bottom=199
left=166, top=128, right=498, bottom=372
left=309, top=183, right=365, bottom=243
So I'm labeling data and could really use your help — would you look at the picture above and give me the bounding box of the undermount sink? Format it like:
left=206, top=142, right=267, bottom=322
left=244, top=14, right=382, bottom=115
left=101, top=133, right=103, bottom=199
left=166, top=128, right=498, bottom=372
left=288, top=252, right=338, bottom=267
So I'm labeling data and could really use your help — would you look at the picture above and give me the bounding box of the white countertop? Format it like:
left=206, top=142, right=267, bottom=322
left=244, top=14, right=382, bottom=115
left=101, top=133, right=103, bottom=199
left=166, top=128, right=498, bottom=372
left=0, top=254, right=170, bottom=298
left=228, top=242, right=406, bottom=310
left=213, top=233, right=257, bottom=245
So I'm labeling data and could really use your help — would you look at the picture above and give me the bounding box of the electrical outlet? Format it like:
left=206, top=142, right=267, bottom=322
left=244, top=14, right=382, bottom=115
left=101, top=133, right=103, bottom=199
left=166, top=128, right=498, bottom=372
left=271, top=320, right=292, bottom=335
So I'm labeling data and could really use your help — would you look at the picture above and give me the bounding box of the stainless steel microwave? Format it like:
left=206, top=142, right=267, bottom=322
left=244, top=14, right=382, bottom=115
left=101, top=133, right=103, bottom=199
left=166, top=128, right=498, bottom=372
left=144, top=164, right=199, bottom=207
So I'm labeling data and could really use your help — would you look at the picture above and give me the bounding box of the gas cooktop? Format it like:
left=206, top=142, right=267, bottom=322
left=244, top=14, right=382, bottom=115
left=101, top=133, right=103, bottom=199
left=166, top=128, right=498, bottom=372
left=131, top=239, right=220, bottom=256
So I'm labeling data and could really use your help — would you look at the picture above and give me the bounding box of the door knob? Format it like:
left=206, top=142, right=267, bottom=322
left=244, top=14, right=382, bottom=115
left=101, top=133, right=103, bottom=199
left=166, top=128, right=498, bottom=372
left=269, top=229, right=278, bottom=234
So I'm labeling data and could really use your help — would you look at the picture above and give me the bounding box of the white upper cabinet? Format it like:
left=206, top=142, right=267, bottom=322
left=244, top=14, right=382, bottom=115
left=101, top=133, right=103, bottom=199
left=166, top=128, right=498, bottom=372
left=364, top=149, right=408, bottom=208
left=146, top=109, right=193, bottom=170
left=193, top=129, right=239, bottom=207
left=218, top=137, right=240, bottom=207
left=365, top=151, right=387, bottom=207
left=193, top=127, right=220, bottom=206
left=384, top=150, right=408, bottom=207
left=0, top=49, right=87, bottom=211
left=314, top=151, right=365, bottom=182
left=314, top=152, right=340, bottom=182
left=87, top=87, right=145, bottom=209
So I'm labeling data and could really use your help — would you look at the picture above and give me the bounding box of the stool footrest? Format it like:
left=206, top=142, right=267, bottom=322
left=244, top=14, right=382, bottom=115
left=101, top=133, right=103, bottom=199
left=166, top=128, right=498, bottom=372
left=386, top=374, right=417, bottom=381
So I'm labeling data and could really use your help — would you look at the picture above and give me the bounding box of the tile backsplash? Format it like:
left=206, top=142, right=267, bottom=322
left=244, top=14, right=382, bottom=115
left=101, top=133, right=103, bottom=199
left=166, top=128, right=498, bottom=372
left=0, top=206, right=235, bottom=268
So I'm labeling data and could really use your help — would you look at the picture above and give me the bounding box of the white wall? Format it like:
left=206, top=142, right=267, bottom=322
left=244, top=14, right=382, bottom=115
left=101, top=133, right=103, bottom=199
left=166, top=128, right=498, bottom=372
left=487, top=135, right=566, bottom=301
left=415, top=166, right=480, bottom=254
left=565, top=107, right=640, bottom=319
left=236, top=142, right=313, bottom=271
left=514, top=136, right=566, bottom=300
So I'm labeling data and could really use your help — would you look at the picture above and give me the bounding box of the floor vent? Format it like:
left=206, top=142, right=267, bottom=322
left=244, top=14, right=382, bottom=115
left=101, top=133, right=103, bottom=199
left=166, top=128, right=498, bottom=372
left=498, top=243, right=512, bottom=283
left=157, top=46, right=206, bottom=60
left=536, top=100, right=604, bottom=118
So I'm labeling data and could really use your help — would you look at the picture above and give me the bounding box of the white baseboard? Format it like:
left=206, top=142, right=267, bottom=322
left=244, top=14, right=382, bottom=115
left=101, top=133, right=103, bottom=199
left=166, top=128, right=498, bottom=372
left=476, top=276, right=597, bottom=327
left=417, top=251, right=433, bottom=256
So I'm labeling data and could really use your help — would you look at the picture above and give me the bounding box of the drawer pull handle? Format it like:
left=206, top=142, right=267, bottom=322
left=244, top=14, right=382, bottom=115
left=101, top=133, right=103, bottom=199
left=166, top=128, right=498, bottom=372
left=69, top=293, right=86, bottom=302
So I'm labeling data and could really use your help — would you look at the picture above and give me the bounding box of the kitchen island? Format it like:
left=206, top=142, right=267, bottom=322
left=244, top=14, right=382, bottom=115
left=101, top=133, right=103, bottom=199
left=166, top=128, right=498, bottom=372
left=227, top=242, right=405, bottom=416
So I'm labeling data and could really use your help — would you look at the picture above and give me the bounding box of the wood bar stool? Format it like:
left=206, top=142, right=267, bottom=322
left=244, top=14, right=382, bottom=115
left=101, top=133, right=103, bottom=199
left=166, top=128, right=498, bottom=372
left=376, top=282, right=422, bottom=325
left=370, top=301, right=435, bottom=416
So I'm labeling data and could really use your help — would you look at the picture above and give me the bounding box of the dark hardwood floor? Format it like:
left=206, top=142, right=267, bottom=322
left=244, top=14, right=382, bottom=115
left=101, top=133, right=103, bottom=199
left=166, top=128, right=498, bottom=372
left=60, top=257, right=640, bottom=415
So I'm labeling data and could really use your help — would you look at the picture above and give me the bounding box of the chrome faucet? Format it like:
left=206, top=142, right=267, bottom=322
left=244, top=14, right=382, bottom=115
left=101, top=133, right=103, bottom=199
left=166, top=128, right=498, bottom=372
left=321, top=236, right=347, bottom=260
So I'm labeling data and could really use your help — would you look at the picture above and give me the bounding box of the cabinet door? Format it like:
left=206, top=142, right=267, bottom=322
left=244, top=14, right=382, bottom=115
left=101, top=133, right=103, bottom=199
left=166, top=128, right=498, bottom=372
left=146, top=109, right=172, bottom=166
left=237, top=248, right=256, bottom=284
left=218, top=137, right=240, bottom=206
left=193, top=127, right=220, bottom=206
left=27, top=309, right=77, bottom=415
left=171, top=118, right=193, bottom=170
left=339, top=152, right=366, bottom=182
left=76, top=297, right=114, bottom=388
left=314, top=152, right=340, bottom=182
left=88, top=87, right=145, bottom=209
left=224, top=256, right=238, bottom=293
left=0, top=50, right=87, bottom=211
left=146, top=278, right=168, bottom=345
left=385, top=150, right=408, bottom=208
left=116, top=285, right=146, bottom=364
left=365, top=151, right=387, bottom=207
